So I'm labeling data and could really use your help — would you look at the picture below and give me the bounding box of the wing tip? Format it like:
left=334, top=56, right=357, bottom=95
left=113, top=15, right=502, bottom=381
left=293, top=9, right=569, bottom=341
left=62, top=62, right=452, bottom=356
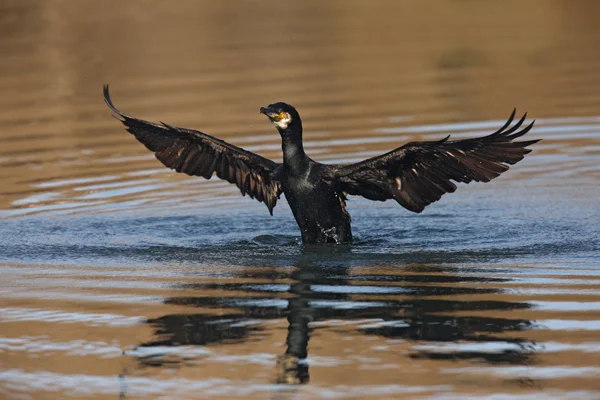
left=506, top=118, right=537, bottom=142
left=103, top=84, right=128, bottom=122
left=489, top=109, right=538, bottom=144
left=519, top=138, right=542, bottom=148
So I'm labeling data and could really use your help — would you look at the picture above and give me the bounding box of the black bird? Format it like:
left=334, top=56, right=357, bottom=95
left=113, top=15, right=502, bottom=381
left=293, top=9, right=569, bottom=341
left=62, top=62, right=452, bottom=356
left=103, top=85, right=538, bottom=245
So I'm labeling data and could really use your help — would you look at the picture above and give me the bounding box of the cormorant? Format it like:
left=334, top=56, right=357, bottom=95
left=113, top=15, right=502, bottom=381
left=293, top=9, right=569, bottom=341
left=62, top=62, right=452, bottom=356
left=103, top=85, right=538, bottom=245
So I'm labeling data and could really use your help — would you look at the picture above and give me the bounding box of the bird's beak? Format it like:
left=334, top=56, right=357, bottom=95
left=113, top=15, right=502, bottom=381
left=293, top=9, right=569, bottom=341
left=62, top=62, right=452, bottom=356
left=260, top=106, right=276, bottom=118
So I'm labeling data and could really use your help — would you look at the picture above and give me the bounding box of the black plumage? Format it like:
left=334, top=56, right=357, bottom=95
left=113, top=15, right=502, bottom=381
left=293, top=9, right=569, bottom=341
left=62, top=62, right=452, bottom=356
left=104, top=85, right=538, bottom=244
left=103, top=86, right=281, bottom=215
left=335, top=109, right=537, bottom=213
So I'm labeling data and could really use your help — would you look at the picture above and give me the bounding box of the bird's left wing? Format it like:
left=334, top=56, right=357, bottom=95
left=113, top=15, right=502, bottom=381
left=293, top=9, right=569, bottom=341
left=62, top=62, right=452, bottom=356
left=331, top=110, right=538, bottom=213
left=104, top=85, right=282, bottom=215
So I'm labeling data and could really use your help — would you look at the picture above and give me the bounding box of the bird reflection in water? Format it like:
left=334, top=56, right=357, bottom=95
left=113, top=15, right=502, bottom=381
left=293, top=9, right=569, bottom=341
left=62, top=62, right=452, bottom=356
left=278, top=264, right=314, bottom=383
left=135, top=250, right=536, bottom=385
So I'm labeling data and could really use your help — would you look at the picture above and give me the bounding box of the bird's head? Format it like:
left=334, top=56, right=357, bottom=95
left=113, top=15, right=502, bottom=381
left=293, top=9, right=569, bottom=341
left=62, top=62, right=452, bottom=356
left=260, top=102, right=302, bottom=136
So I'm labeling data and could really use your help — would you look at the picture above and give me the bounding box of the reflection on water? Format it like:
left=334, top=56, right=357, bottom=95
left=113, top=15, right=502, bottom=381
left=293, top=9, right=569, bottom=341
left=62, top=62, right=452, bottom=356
left=1, top=0, right=600, bottom=399
left=1, top=219, right=600, bottom=398
left=139, top=256, right=536, bottom=386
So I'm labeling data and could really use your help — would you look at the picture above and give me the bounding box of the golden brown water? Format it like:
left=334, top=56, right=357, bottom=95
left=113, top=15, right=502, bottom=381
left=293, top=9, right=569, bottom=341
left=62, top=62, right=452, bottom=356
left=1, top=1, right=599, bottom=399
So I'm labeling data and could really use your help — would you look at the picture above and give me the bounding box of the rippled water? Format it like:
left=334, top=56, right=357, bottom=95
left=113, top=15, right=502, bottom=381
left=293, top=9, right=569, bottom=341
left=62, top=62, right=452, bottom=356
left=1, top=1, right=600, bottom=399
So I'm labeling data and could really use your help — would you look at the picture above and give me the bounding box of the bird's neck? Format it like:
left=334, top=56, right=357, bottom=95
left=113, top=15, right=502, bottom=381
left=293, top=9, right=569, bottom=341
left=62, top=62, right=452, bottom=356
left=281, top=129, right=309, bottom=174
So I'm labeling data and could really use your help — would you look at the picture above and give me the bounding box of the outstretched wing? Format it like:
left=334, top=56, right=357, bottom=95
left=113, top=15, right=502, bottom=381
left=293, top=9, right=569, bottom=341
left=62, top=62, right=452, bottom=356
left=103, top=85, right=282, bottom=215
left=333, top=109, right=538, bottom=213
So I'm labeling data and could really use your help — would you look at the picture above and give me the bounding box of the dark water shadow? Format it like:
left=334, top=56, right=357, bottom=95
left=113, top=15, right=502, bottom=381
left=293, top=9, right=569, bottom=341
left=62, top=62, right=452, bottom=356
left=134, top=248, right=536, bottom=385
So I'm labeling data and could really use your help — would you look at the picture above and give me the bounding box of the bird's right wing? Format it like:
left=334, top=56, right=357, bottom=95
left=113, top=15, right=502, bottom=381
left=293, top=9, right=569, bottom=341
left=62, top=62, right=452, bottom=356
left=332, top=110, right=538, bottom=213
left=104, top=85, right=282, bottom=214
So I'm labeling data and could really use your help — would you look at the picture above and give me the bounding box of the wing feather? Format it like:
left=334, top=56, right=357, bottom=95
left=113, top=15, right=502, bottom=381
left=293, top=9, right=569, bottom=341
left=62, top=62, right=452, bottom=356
left=104, top=85, right=282, bottom=215
left=334, top=109, right=539, bottom=213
